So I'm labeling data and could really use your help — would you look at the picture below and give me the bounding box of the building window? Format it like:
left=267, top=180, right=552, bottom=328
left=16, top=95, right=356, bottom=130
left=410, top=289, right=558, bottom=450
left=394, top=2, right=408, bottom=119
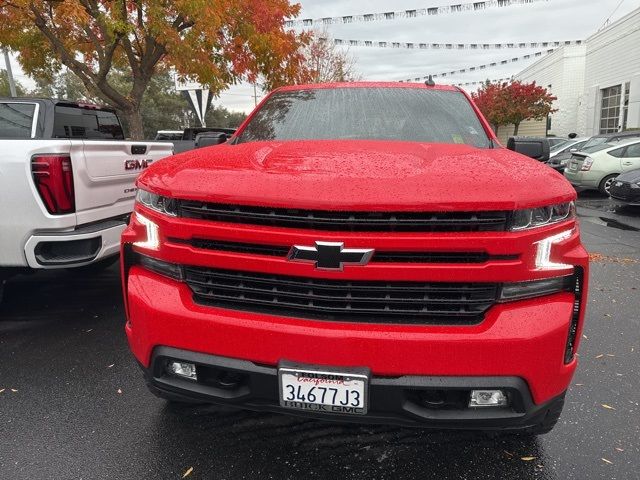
left=622, top=82, right=630, bottom=131
left=600, top=85, right=622, bottom=134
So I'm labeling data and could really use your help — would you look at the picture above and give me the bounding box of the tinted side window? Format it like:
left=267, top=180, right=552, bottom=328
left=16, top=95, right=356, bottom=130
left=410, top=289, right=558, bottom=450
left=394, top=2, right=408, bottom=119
left=53, top=106, right=124, bottom=139
left=0, top=103, right=36, bottom=139
left=89, top=110, right=124, bottom=139
left=53, top=106, right=85, bottom=138
left=623, top=143, right=640, bottom=158
left=608, top=147, right=625, bottom=158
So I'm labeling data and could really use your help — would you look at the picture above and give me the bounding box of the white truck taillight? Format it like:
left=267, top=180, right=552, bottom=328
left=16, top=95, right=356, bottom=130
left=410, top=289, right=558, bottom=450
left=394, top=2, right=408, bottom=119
left=31, top=155, right=75, bottom=214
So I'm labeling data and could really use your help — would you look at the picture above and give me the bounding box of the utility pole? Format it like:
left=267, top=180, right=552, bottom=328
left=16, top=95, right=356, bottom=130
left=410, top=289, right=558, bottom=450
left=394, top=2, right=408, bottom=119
left=3, top=50, right=17, bottom=97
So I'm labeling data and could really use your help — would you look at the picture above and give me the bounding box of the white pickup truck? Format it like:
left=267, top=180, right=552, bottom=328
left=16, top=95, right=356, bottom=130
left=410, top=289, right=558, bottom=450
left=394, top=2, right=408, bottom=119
left=0, top=98, right=173, bottom=300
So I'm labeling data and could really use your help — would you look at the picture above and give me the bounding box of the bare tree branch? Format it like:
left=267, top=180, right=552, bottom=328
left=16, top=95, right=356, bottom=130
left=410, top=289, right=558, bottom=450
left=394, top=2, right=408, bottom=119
left=29, top=5, right=130, bottom=108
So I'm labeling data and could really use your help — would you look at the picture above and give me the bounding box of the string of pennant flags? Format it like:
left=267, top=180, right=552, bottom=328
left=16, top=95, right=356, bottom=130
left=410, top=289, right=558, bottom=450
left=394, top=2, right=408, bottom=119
left=454, top=77, right=513, bottom=87
left=284, top=0, right=546, bottom=27
left=322, top=38, right=582, bottom=50
left=399, top=48, right=556, bottom=82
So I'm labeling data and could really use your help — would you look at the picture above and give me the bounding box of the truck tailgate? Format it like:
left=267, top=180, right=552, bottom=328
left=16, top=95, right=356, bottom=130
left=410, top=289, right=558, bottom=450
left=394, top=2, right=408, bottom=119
left=73, top=141, right=174, bottom=224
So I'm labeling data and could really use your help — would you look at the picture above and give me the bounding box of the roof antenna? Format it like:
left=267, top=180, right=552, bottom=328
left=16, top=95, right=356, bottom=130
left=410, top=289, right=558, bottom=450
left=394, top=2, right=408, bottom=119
left=425, top=75, right=435, bottom=87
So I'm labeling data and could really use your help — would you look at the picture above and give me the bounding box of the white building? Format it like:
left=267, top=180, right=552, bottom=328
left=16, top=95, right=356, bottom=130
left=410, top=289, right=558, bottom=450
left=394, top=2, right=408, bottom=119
left=513, top=7, right=640, bottom=137
left=582, top=9, right=640, bottom=135
left=515, top=45, right=586, bottom=137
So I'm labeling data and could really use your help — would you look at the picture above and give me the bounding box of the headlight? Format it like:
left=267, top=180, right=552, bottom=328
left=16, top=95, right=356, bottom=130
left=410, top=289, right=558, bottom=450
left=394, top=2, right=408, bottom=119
left=136, top=188, right=177, bottom=216
left=510, top=202, right=575, bottom=231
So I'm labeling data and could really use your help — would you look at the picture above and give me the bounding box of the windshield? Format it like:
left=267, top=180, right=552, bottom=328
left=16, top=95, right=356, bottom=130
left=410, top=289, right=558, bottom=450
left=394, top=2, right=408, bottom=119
left=582, top=137, right=611, bottom=149
left=547, top=138, right=569, bottom=149
left=550, top=141, right=571, bottom=154
left=237, top=88, right=491, bottom=148
left=581, top=143, right=614, bottom=154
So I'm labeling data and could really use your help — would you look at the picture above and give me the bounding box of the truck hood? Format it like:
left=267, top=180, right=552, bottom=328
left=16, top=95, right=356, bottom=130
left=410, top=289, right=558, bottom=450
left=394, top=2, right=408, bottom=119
left=138, top=140, right=575, bottom=211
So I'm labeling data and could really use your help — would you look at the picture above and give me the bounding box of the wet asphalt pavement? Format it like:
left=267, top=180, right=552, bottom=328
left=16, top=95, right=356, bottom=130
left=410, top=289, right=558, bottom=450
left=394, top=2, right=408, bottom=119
left=1, top=192, right=639, bottom=480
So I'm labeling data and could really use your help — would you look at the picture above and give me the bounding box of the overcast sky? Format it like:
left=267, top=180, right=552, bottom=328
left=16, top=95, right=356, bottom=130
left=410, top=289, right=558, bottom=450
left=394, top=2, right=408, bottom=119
left=4, top=0, right=640, bottom=113
left=218, top=0, right=640, bottom=112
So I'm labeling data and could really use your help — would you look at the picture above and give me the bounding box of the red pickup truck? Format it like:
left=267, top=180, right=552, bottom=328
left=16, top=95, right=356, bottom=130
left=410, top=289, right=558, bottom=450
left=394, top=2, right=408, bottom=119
left=121, top=82, right=588, bottom=434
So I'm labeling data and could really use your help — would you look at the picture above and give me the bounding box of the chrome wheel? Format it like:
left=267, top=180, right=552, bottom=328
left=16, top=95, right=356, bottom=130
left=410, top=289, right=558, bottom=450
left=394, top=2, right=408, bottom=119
left=600, top=175, right=618, bottom=195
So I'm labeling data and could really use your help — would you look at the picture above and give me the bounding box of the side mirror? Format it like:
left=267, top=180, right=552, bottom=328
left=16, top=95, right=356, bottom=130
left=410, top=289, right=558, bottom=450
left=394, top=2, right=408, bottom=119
left=507, top=136, right=550, bottom=162
left=195, top=132, right=227, bottom=148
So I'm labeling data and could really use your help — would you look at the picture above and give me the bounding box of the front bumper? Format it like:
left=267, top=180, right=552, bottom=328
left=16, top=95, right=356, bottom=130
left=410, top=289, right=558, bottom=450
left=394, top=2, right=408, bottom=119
left=143, top=345, right=565, bottom=430
left=125, top=266, right=583, bottom=408
left=564, top=169, right=601, bottom=190
left=610, top=182, right=640, bottom=205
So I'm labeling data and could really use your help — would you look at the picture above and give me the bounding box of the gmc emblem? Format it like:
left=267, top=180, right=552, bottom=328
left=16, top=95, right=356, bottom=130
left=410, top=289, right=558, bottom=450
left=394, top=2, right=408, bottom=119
left=124, top=159, right=152, bottom=171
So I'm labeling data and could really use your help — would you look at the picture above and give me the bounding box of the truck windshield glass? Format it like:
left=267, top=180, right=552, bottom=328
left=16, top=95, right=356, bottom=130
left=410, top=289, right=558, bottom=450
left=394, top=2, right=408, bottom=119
left=0, top=103, right=35, bottom=139
left=237, top=88, right=491, bottom=148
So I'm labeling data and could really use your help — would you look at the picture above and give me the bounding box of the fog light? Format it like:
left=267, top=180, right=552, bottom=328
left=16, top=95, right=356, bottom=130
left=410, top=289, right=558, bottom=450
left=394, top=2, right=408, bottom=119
left=469, top=390, right=508, bottom=407
left=167, top=361, right=197, bottom=380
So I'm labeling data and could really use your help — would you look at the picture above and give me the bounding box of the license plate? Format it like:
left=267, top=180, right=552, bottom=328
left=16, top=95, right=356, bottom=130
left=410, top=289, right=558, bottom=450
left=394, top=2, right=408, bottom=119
left=278, top=365, right=368, bottom=415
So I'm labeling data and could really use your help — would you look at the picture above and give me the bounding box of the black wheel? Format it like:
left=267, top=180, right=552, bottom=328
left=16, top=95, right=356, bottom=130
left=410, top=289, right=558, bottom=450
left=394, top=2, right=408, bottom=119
left=66, top=255, right=119, bottom=274
left=599, top=174, right=619, bottom=195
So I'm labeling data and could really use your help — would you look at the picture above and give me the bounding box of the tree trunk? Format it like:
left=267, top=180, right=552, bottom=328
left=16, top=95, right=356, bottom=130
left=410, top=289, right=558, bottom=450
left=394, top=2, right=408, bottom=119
left=124, top=107, right=145, bottom=140
left=513, top=122, right=520, bottom=136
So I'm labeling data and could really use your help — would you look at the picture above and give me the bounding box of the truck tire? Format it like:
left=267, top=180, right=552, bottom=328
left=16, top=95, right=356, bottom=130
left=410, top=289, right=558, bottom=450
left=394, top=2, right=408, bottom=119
left=599, top=174, right=619, bottom=195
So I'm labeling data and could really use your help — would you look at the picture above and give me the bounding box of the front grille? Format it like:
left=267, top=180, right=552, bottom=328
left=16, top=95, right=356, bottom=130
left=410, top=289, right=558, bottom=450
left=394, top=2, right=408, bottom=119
left=610, top=183, right=635, bottom=201
left=184, top=267, right=499, bottom=324
left=172, top=238, right=518, bottom=264
left=177, top=201, right=510, bottom=232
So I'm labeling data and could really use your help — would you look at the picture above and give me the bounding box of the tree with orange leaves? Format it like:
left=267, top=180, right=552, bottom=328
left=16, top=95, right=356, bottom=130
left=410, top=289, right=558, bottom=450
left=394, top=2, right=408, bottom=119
left=0, top=1, right=310, bottom=138
left=472, top=80, right=556, bottom=136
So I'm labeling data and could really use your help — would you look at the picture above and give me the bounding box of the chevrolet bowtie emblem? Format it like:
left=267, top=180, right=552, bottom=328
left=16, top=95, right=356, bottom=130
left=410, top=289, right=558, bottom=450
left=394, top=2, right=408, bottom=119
left=287, top=241, right=375, bottom=271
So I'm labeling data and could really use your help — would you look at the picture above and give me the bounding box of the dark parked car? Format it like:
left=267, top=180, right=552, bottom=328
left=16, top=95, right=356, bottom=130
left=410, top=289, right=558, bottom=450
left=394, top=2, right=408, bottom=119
left=609, top=168, right=640, bottom=205
left=154, top=127, right=237, bottom=153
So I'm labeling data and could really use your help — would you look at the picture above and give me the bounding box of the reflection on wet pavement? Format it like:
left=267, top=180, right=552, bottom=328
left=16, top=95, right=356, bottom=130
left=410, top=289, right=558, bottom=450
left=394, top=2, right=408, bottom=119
left=580, top=216, right=640, bottom=231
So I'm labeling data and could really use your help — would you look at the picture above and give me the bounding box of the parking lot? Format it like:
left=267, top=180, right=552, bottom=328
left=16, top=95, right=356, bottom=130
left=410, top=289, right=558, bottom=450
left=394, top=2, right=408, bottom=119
left=1, top=192, right=639, bottom=480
